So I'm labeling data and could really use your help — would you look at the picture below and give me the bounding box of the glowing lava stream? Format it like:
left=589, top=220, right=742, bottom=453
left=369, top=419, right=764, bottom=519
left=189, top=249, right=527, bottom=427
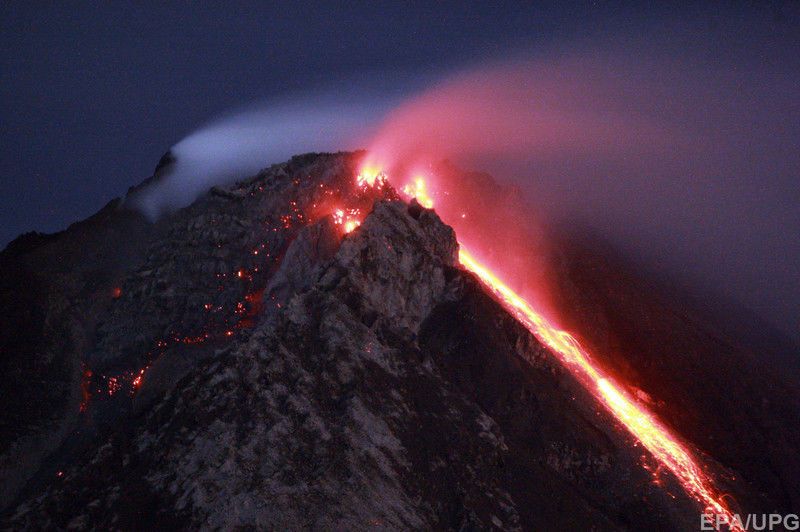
left=458, top=248, right=738, bottom=527
left=378, top=170, right=741, bottom=529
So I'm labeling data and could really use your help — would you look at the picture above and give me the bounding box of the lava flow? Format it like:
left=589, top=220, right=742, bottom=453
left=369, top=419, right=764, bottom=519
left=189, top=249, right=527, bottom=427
left=457, top=247, right=740, bottom=528
left=360, top=167, right=742, bottom=530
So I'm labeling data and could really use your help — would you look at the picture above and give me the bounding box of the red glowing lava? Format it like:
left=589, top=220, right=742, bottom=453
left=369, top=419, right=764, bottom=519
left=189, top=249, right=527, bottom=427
left=107, top=376, right=122, bottom=396
left=401, top=177, right=433, bottom=209
left=457, top=247, right=740, bottom=528
left=332, top=207, right=363, bottom=234
left=357, top=165, right=387, bottom=188
left=79, top=174, right=388, bottom=414
left=377, top=166, right=741, bottom=529
left=131, top=366, right=148, bottom=390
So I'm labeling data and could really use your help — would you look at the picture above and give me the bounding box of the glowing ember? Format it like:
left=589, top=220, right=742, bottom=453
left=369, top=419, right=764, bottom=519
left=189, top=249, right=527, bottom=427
left=343, top=219, right=360, bottom=233
left=332, top=207, right=362, bottom=233
left=357, top=166, right=387, bottom=188
left=107, top=376, right=122, bottom=396
left=397, top=171, right=741, bottom=529
left=79, top=186, right=324, bottom=412
left=131, top=367, right=147, bottom=390
left=401, top=176, right=433, bottom=208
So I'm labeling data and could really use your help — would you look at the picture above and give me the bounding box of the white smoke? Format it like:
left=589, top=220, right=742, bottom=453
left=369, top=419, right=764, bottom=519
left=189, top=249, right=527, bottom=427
left=130, top=87, right=401, bottom=219
left=127, top=39, right=799, bottom=344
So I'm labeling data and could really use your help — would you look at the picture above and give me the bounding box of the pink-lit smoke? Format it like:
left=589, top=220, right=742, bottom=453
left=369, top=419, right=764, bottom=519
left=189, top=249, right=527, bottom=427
left=134, top=40, right=799, bottom=346
left=363, top=49, right=799, bottom=345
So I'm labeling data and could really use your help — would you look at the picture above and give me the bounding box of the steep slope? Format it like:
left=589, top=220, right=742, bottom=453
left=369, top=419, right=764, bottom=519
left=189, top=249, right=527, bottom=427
left=0, top=198, right=153, bottom=508
left=5, top=196, right=691, bottom=530
left=1, top=151, right=797, bottom=529
left=1, top=152, right=380, bottom=510
left=546, top=230, right=800, bottom=513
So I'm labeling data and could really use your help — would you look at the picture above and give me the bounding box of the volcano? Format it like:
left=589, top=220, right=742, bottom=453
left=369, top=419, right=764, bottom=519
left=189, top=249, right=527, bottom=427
left=1, top=152, right=798, bottom=530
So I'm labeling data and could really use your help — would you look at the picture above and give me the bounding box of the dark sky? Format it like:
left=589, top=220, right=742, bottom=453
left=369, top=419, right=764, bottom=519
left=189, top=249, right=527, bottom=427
left=2, top=3, right=796, bottom=245
left=0, top=1, right=595, bottom=245
left=1, top=3, right=798, bottom=344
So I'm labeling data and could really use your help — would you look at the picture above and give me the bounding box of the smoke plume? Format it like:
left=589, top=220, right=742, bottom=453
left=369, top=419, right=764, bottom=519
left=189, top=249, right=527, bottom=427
left=130, top=87, right=401, bottom=219
left=132, top=35, right=800, bottom=344
left=364, top=47, right=799, bottom=344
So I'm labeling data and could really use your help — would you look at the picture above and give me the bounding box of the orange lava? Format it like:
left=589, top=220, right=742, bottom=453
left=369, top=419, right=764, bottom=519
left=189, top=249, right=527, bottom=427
left=343, top=219, right=360, bottom=233
left=333, top=207, right=362, bottom=233
left=401, top=176, right=433, bottom=208
left=131, top=366, right=147, bottom=390
left=357, top=166, right=387, bottom=188
left=393, top=169, right=741, bottom=529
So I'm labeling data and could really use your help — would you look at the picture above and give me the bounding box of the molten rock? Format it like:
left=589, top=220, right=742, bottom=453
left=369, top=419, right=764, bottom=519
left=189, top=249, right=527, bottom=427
left=0, top=152, right=797, bottom=529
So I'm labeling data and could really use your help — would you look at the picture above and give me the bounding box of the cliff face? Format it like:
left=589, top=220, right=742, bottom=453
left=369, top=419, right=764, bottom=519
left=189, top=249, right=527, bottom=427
left=1, top=152, right=797, bottom=529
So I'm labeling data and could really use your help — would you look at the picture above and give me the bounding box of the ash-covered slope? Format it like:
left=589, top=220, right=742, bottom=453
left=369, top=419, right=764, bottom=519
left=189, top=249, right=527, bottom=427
left=0, top=152, right=796, bottom=529
left=546, top=229, right=800, bottom=514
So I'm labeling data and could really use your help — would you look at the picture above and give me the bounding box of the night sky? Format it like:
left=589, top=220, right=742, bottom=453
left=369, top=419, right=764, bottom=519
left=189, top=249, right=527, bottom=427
left=2, top=2, right=799, bottom=341
left=0, top=1, right=725, bottom=245
left=0, top=1, right=587, bottom=245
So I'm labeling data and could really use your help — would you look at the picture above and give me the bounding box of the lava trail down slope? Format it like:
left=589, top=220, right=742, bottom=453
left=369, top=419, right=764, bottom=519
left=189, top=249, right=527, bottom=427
left=1, top=152, right=797, bottom=530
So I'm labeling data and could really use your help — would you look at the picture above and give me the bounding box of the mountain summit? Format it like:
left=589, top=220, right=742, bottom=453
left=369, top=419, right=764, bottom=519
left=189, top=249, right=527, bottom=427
left=1, top=152, right=797, bottom=530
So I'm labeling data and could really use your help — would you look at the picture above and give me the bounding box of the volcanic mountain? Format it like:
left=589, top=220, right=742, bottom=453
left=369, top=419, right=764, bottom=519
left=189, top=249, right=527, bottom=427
left=1, top=152, right=797, bottom=530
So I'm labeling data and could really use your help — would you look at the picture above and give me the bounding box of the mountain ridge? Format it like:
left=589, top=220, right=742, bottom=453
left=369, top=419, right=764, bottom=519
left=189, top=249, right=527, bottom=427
left=1, top=151, right=797, bottom=529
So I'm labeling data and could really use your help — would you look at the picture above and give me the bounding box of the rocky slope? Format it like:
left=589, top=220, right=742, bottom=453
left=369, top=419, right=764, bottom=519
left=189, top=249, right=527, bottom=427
left=1, top=152, right=797, bottom=530
left=546, top=229, right=800, bottom=514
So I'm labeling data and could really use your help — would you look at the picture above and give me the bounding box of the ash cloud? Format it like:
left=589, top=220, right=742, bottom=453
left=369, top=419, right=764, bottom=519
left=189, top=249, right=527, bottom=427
left=132, top=22, right=799, bottom=344
left=365, top=40, right=799, bottom=343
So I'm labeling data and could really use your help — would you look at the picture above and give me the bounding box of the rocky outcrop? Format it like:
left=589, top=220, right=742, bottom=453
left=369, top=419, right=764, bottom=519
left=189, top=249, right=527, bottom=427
left=3, top=191, right=688, bottom=529
left=2, top=151, right=797, bottom=529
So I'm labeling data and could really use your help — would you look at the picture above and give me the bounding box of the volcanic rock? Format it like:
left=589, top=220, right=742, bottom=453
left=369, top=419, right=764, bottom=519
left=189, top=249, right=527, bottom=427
left=1, top=151, right=797, bottom=530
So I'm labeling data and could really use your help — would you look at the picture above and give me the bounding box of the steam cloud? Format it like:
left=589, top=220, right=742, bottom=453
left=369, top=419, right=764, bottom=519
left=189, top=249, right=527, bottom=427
left=132, top=38, right=799, bottom=344
left=364, top=51, right=799, bottom=345
left=131, top=87, right=400, bottom=219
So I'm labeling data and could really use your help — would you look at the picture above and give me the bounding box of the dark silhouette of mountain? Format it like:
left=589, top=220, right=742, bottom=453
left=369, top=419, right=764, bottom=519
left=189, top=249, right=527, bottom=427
left=1, top=152, right=797, bottom=529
